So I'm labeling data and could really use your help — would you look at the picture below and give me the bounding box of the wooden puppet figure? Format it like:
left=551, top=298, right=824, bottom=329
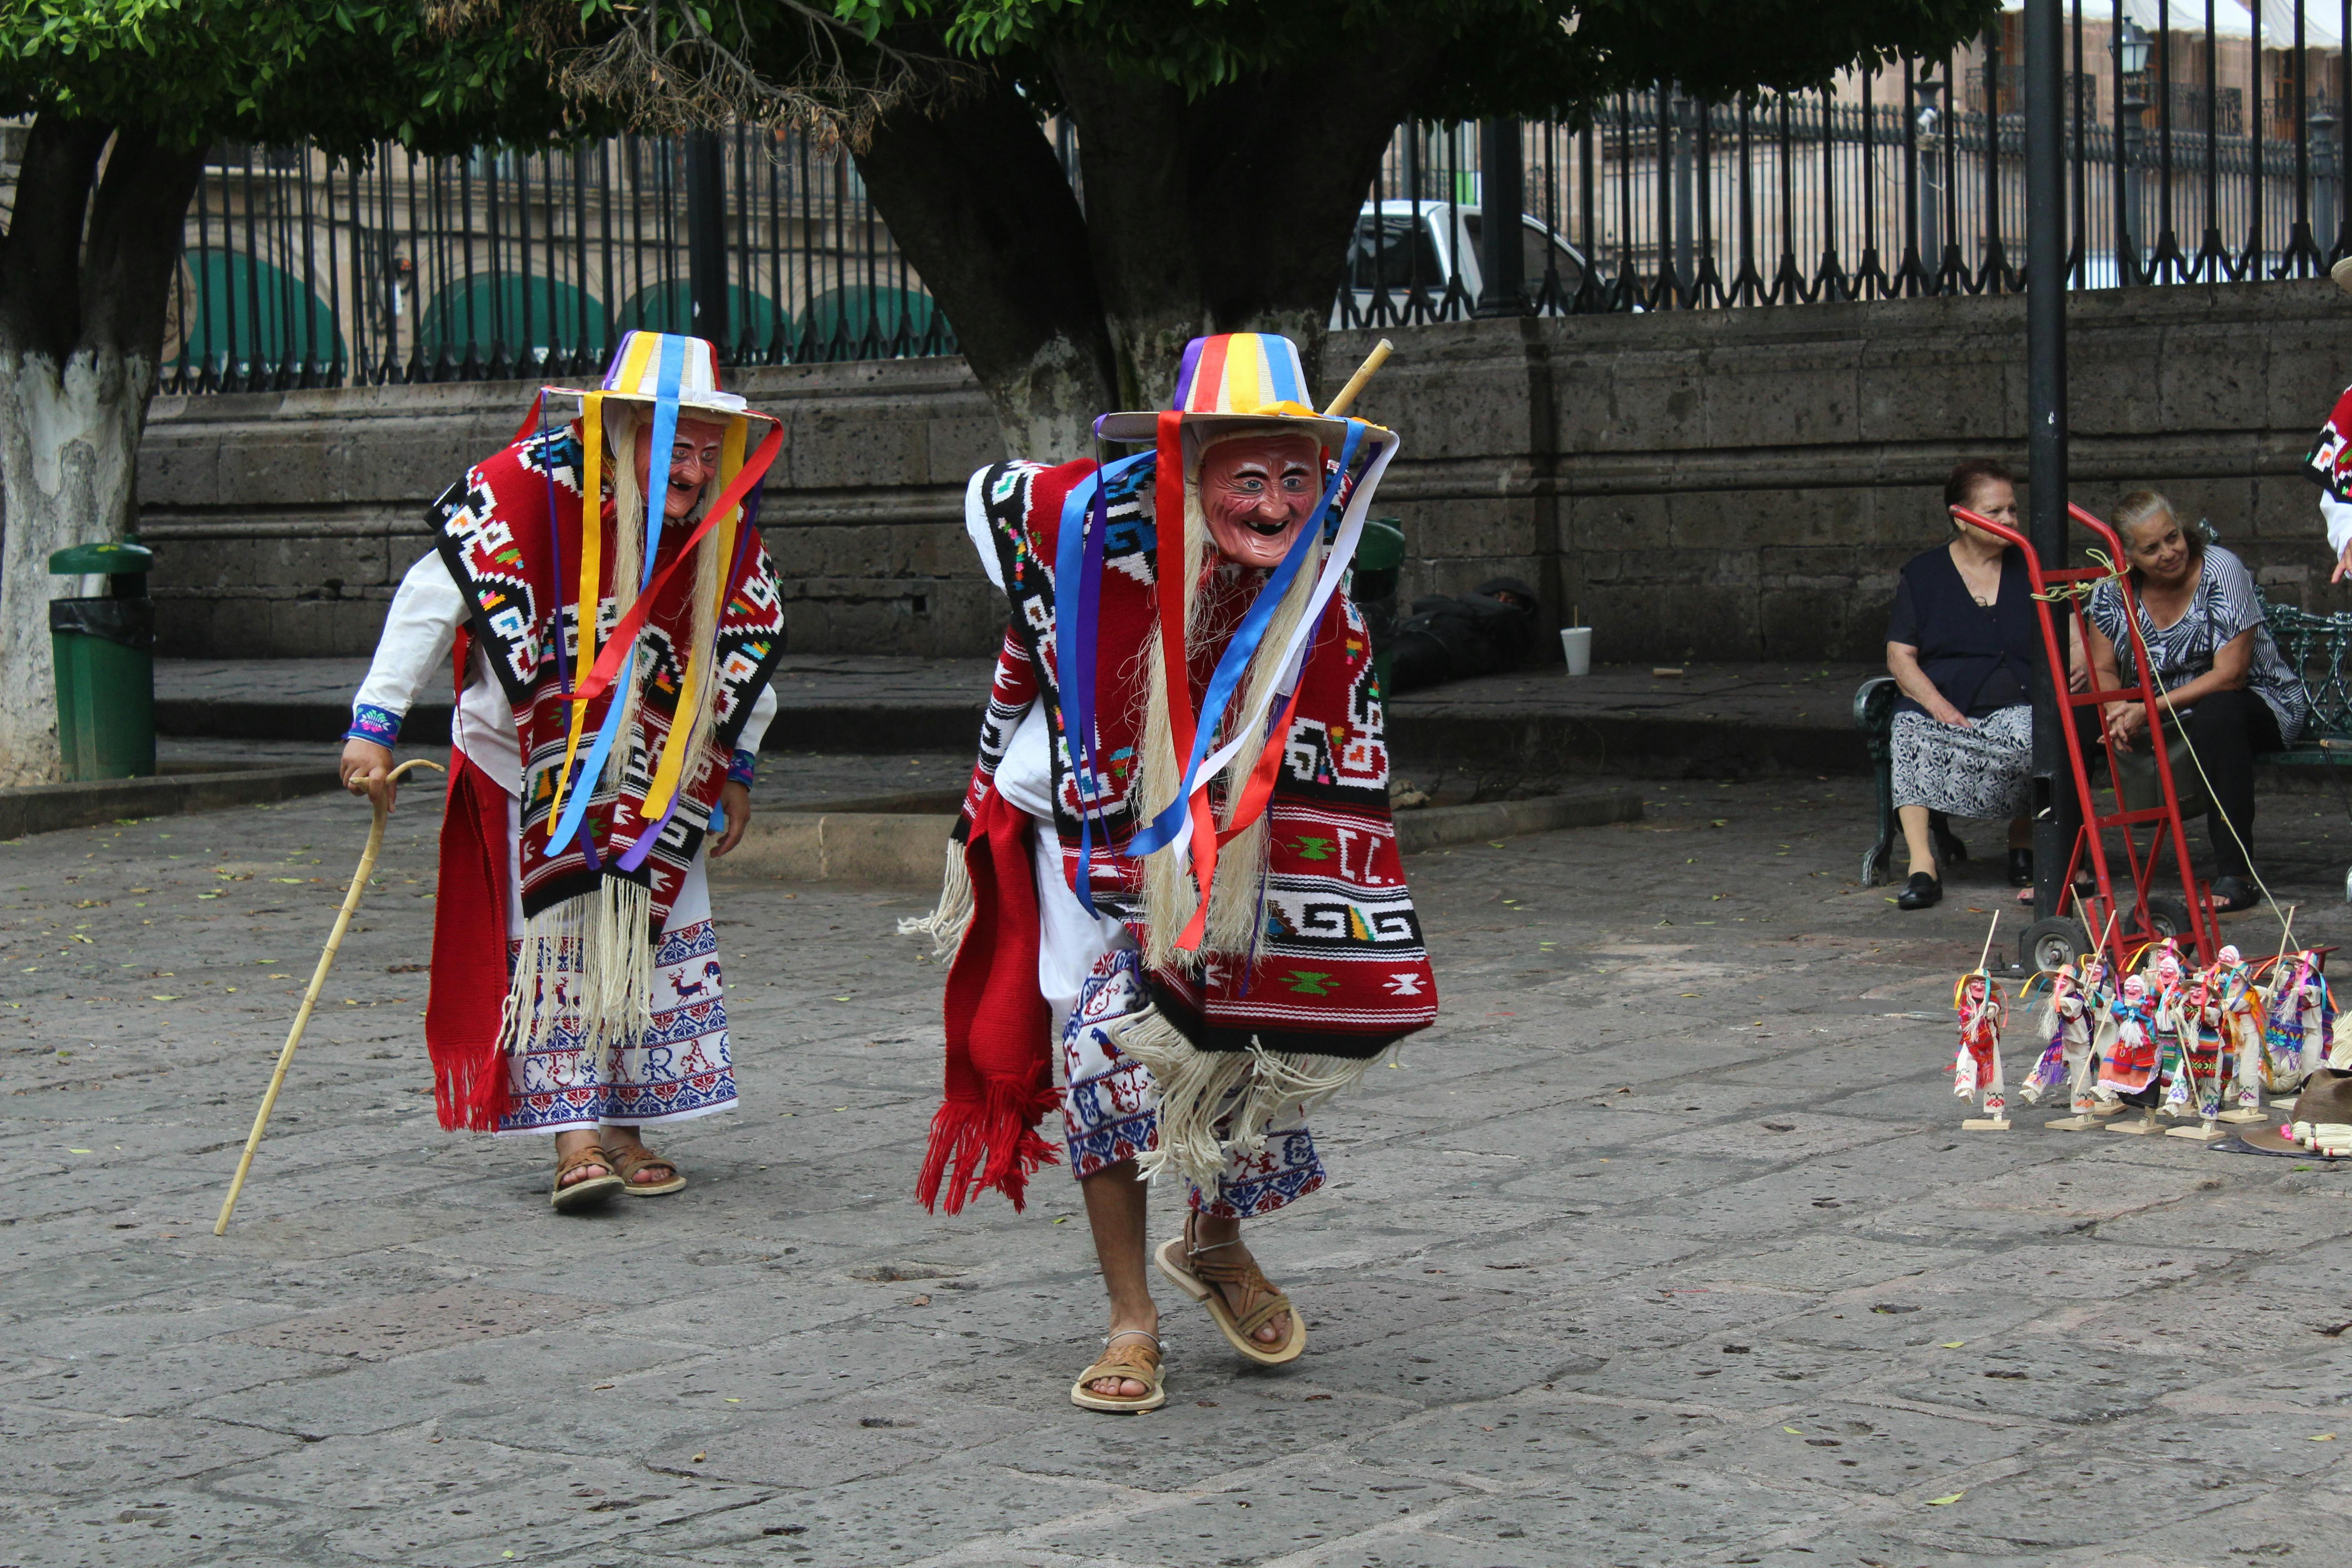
left=2265, top=951, right=2333, bottom=1090
left=2167, top=961, right=2229, bottom=1139
left=2211, top=944, right=2268, bottom=1120
left=2146, top=947, right=2193, bottom=1115
left=2101, top=974, right=2163, bottom=1133
left=2021, top=964, right=2083, bottom=1106
left=1954, top=971, right=2009, bottom=1127
left=2078, top=951, right=2121, bottom=1116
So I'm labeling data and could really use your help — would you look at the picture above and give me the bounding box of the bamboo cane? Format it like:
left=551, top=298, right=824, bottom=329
left=1321, top=339, right=1394, bottom=417
left=2091, top=907, right=2119, bottom=970
left=1976, top=908, right=2003, bottom=976
left=215, top=757, right=444, bottom=1235
left=2272, top=904, right=2298, bottom=972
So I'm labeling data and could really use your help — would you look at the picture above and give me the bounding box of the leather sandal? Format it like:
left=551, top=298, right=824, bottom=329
left=608, top=1143, right=686, bottom=1196
left=550, top=1144, right=624, bottom=1213
left=1070, top=1329, right=1166, bottom=1413
left=2211, top=876, right=2260, bottom=915
left=1153, top=1218, right=1306, bottom=1367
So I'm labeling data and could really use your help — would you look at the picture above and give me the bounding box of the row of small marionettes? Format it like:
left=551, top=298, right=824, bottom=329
left=1952, top=939, right=2342, bottom=1150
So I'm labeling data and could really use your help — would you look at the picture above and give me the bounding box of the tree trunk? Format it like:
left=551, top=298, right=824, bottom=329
left=856, top=69, right=1119, bottom=459
left=857, top=43, right=1433, bottom=457
left=1054, top=36, right=1434, bottom=410
left=0, top=116, right=202, bottom=786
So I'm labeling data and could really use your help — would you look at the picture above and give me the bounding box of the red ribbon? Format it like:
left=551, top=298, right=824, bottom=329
left=567, top=418, right=784, bottom=707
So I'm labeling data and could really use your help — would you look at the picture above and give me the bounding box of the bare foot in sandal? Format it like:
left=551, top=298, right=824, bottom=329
left=1078, top=1325, right=1164, bottom=1406
left=601, top=1126, right=679, bottom=1188
left=553, top=1128, right=614, bottom=1187
left=549, top=1130, right=623, bottom=1212
left=1186, top=1212, right=1291, bottom=1349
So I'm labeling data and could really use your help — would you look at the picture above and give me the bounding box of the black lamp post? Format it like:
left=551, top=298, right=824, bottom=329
left=2113, top=17, right=2151, bottom=283
left=2313, top=102, right=2342, bottom=261
left=1474, top=118, right=1529, bottom=317
left=1915, top=75, right=1945, bottom=275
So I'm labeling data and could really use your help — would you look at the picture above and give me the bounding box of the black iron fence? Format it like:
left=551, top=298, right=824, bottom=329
left=167, top=128, right=951, bottom=392
left=157, top=0, right=2352, bottom=393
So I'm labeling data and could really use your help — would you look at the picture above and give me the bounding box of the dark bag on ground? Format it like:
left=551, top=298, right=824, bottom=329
left=2109, top=713, right=2210, bottom=821
left=1384, top=578, right=1541, bottom=694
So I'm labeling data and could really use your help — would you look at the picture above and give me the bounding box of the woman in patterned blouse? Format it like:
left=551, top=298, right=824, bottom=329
left=2084, top=491, right=2309, bottom=914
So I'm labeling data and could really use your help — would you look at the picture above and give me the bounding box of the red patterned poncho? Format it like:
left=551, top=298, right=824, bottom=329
left=917, top=450, right=1436, bottom=1210
left=421, top=422, right=786, bottom=1127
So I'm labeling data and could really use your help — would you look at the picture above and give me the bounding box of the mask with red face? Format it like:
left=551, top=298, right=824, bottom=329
left=630, top=415, right=731, bottom=522
left=1196, top=431, right=1325, bottom=570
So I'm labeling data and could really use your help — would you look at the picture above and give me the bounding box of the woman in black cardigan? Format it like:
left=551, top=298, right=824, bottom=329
left=1883, top=459, right=2043, bottom=911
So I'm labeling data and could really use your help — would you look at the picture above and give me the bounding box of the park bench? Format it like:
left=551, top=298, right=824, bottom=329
left=1856, top=594, right=2352, bottom=897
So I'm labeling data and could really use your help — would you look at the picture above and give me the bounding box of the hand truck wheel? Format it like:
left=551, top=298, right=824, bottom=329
left=2018, top=916, right=2091, bottom=976
left=2137, top=895, right=2193, bottom=943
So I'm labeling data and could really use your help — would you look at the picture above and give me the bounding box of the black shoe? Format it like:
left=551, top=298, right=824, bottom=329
left=2007, top=848, right=2033, bottom=887
left=1896, top=872, right=1942, bottom=910
left=2212, top=875, right=2259, bottom=914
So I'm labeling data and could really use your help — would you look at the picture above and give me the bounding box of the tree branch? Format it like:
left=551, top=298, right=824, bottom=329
left=556, top=0, right=975, bottom=149
left=0, top=114, right=111, bottom=363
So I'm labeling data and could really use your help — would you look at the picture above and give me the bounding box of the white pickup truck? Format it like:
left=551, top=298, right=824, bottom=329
left=1333, top=199, right=1598, bottom=325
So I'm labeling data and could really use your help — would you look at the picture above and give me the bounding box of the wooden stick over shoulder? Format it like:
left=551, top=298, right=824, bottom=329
left=1322, top=339, right=1394, bottom=417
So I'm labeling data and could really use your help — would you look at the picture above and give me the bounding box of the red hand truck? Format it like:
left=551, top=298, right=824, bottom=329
left=1947, top=501, right=2219, bottom=977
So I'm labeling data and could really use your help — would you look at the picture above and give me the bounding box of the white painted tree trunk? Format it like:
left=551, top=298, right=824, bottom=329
left=0, top=345, right=151, bottom=786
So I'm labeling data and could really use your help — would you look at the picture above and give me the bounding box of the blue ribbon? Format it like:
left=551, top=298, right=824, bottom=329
left=1119, top=421, right=1365, bottom=862
left=529, top=399, right=607, bottom=871
left=546, top=337, right=685, bottom=858
left=1057, top=451, right=1154, bottom=914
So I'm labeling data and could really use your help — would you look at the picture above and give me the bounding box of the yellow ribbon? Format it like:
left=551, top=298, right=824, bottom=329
left=548, top=392, right=605, bottom=823
left=637, top=416, right=748, bottom=822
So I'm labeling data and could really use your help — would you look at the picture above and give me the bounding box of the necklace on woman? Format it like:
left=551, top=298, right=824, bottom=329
left=1954, top=549, right=2001, bottom=609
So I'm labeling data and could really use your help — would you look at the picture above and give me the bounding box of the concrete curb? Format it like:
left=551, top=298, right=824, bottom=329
left=0, top=765, right=343, bottom=840
left=1392, top=789, right=1645, bottom=853
left=153, top=695, right=1870, bottom=779
left=718, top=811, right=963, bottom=885
left=718, top=788, right=1644, bottom=886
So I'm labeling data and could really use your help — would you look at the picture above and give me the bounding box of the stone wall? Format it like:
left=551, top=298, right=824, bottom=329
left=137, top=280, right=2351, bottom=663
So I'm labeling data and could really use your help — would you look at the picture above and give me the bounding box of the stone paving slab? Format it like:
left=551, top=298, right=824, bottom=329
left=6, top=772, right=2352, bottom=1564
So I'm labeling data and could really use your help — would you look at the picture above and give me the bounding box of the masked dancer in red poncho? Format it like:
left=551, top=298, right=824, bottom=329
left=339, top=333, right=786, bottom=1212
left=904, top=333, right=1435, bottom=1413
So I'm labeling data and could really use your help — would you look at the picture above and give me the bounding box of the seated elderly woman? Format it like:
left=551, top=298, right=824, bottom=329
left=1884, top=459, right=2041, bottom=911
left=2083, top=490, right=2308, bottom=914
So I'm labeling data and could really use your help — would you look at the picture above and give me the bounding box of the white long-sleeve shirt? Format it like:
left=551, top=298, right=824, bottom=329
left=2324, top=492, right=2352, bottom=559
left=349, top=549, right=776, bottom=798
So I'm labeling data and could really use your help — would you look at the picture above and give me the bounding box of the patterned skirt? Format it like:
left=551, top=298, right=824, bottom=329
left=1891, top=703, right=2034, bottom=819
left=1030, top=817, right=1324, bottom=1219
left=494, top=845, right=738, bottom=1136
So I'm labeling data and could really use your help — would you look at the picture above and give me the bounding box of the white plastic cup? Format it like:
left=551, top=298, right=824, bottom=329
left=1560, top=626, right=1592, bottom=677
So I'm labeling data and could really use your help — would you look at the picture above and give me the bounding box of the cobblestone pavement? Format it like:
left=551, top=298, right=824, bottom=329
left=6, top=766, right=2352, bottom=1568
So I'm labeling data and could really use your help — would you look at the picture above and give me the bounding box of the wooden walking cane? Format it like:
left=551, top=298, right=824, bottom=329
left=215, top=757, right=444, bottom=1235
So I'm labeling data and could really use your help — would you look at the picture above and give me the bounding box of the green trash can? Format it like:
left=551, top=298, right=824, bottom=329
left=1351, top=518, right=1406, bottom=695
left=49, top=540, right=157, bottom=781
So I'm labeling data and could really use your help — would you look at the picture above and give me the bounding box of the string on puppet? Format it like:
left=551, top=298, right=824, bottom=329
left=2129, top=657, right=2288, bottom=934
